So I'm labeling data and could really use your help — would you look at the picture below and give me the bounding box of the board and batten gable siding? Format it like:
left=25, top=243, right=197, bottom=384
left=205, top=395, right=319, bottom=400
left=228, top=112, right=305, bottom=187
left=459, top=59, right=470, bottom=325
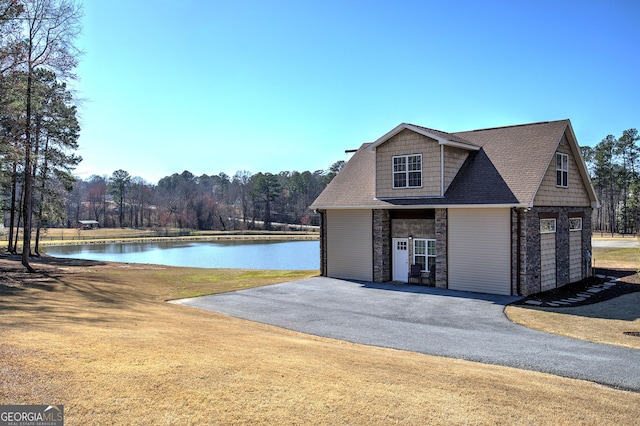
left=326, top=209, right=373, bottom=281
left=448, top=208, right=512, bottom=295
left=533, top=134, right=591, bottom=207
left=375, top=129, right=441, bottom=198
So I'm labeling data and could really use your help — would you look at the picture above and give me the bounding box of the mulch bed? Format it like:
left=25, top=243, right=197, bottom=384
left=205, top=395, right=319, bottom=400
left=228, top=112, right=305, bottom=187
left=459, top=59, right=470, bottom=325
left=513, top=268, right=640, bottom=307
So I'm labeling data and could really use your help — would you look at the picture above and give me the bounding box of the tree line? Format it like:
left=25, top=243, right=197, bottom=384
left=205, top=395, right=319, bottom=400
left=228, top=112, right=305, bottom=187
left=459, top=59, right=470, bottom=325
left=59, top=163, right=344, bottom=233
left=582, top=128, right=640, bottom=235
left=0, top=0, right=82, bottom=270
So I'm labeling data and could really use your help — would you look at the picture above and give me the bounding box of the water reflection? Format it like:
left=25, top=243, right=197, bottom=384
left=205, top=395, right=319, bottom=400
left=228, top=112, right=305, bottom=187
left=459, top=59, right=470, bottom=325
left=47, top=240, right=319, bottom=270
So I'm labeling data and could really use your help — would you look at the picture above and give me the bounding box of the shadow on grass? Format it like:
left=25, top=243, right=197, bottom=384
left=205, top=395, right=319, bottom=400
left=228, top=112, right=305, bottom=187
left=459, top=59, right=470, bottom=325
left=0, top=255, right=157, bottom=328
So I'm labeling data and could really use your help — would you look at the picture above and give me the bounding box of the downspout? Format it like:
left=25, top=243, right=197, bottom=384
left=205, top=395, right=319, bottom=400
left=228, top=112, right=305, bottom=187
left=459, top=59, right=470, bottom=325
left=440, top=145, right=445, bottom=197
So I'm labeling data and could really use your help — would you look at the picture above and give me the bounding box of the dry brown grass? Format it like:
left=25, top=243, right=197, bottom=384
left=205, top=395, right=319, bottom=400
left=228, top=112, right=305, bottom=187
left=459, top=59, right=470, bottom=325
left=592, top=246, right=639, bottom=269
left=1, top=257, right=639, bottom=425
left=507, top=248, right=640, bottom=350
left=506, top=292, right=640, bottom=350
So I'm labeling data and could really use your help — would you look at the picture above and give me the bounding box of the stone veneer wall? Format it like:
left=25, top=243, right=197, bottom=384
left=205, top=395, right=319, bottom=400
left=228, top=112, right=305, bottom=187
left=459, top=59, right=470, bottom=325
left=518, top=206, right=593, bottom=296
left=391, top=219, right=436, bottom=239
left=372, top=209, right=391, bottom=282
left=319, top=210, right=327, bottom=276
left=511, top=209, right=528, bottom=295
left=435, top=208, right=448, bottom=289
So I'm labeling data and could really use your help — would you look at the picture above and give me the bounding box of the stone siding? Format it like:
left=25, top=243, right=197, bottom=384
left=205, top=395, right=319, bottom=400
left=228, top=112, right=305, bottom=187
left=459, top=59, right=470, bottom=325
left=435, top=208, right=448, bottom=289
left=391, top=219, right=436, bottom=239
left=373, top=209, right=391, bottom=282
left=319, top=210, right=327, bottom=276
left=518, top=206, right=593, bottom=296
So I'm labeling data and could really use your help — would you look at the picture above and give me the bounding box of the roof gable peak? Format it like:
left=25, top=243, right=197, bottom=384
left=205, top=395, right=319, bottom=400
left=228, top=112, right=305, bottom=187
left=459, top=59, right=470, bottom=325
left=366, top=123, right=480, bottom=152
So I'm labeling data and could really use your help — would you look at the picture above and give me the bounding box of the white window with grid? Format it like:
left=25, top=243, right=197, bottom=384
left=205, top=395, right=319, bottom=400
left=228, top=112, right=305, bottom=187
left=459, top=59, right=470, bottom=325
left=393, top=154, right=422, bottom=188
left=556, top=152, right=568, bottom=187
left=413, top=238, right=436, bottom=272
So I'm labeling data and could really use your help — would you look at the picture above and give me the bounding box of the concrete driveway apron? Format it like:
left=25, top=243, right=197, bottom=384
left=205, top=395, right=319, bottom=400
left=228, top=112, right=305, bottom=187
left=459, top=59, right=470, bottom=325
left=173, top=277, right=640, bottom=391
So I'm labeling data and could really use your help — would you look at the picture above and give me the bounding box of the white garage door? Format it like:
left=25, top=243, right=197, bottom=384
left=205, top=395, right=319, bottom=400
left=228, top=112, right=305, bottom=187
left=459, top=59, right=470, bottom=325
left=326, top=209, right=373, bottom=281
left=448, top=208, right=511, bottom=295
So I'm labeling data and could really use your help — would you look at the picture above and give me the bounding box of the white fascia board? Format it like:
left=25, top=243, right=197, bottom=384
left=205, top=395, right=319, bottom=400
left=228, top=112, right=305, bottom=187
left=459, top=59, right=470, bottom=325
left=314, top=203, right=528, bottom=210
left=439, top=139, right=481, bottom=151
left=531, top=122, right=599, bottom=208
left=565, top=122, right=600, bottom=207
left=311, top=205, right=384, bottom=210
left=366, top=123, right=479, bottom=151
left=366, top=123, right=413, bottom=151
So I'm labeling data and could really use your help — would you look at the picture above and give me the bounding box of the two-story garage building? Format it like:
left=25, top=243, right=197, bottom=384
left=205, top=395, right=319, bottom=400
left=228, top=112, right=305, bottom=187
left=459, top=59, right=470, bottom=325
left=310, top=120, right=599, bottom=296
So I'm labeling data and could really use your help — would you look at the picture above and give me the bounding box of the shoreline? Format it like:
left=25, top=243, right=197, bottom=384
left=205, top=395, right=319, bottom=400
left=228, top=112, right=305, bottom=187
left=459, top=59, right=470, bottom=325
left=38, top=233, right=319, bottom=247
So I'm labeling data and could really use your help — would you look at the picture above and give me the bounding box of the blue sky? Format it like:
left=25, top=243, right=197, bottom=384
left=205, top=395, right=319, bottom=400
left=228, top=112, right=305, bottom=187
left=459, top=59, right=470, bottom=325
left=72, top=0, right=640, bottom=184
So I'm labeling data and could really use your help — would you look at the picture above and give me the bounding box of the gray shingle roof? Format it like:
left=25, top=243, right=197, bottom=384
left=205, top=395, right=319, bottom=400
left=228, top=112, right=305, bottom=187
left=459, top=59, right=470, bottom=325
left=310, top=143, right=389, bottom=209
left=310, top=119, right=590, bottom=209
left=409, top=123, right=479, bottom=147
left=453, top=120, right=569, bottom=205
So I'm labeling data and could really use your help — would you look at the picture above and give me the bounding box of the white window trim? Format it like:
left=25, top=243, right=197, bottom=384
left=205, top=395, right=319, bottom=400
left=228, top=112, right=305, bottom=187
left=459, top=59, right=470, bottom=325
left=540, top=218, right=557, bottom=234
left=569, top=217, right=583, bottom=231
left=392, top=154, right=422, bottom=189
left=556, top=152, right=568, bottom=188
left=413, top=238, right=436, bottom=272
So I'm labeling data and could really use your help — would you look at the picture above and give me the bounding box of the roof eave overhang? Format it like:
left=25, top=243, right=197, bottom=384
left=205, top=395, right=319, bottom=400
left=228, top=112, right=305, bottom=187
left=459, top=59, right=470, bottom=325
left=366, top=123, right=480, bottom=152
left=565, top=122, right=600, bottom=208
left=312, top=203, right=529, bottom=210
left=438, top=139, right=481, bottom=151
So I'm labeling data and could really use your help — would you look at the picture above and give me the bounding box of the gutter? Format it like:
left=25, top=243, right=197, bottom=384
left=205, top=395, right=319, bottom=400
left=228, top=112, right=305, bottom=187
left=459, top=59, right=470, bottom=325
left=310, top=203, right=531, bottom=210
left=441, top=145, right=445, bottom=197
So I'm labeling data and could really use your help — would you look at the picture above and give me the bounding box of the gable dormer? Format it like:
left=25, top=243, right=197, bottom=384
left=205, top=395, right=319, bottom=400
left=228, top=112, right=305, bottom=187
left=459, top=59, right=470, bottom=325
left=366, top=123, right=480, bottom=200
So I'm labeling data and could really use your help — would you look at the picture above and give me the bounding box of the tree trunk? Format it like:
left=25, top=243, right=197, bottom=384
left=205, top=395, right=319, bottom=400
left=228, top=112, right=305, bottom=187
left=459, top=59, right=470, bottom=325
left=21, top=66, right=34, bottom=271
left=13, top=186, right=23, bottom=254
left=7, top=162, right=18, bottom=253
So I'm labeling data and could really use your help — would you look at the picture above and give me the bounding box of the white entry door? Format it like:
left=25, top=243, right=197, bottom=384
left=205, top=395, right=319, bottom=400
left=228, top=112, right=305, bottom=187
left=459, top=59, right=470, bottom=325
left=392, top=238, right=409, bottom=282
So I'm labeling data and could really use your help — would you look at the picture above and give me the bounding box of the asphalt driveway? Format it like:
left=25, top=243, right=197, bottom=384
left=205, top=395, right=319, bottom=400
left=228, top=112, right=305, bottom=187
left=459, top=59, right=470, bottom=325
left=173, top=277, right=640, bottom=391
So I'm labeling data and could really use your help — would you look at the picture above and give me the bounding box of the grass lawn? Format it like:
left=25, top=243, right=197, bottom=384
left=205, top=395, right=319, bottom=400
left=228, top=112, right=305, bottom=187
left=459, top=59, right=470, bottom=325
left=1, top=256, right=639, bottom=425
left=592, top=247, right=639, bottom=269
left=506, top=246, right=640, bottom=350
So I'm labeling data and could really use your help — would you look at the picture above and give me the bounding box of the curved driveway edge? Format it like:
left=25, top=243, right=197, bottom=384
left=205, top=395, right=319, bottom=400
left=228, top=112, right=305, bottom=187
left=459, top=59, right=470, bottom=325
left=172, top=277, right=640, bottom=392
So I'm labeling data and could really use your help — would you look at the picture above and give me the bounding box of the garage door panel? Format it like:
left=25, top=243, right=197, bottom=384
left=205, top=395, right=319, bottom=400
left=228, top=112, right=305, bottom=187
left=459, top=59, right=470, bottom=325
left=569, top=231, right=582, bottom=282
left=540, top=233, right=556, bottom=291
left=326, top=210, right=372, bottom=281
left=448, top=209, right=511, bottom=295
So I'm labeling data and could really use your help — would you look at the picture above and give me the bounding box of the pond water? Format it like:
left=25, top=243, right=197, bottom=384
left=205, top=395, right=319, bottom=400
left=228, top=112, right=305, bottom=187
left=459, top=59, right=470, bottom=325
left=46, top=240, right=320, bottom=270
